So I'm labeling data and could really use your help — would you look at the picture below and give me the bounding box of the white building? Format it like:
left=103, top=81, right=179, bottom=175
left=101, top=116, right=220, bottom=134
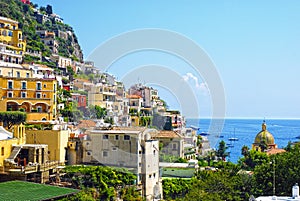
left=82, top=126, right=162, bottom=200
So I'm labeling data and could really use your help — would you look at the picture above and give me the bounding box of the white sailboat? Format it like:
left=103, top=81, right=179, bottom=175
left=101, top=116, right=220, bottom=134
left=228, top=128, right=239, bottom=141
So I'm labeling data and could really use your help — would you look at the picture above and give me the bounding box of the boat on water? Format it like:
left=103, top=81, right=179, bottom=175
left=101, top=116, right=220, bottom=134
left=228, top=128, right=238, bottom=141
left=229, top=137, right=239, bottom=141
left=199, top=132, right=209, bottom=136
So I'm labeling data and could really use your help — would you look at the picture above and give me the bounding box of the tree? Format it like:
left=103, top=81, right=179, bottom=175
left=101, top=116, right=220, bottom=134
left=259, top=140, right=268, bottom=152
left=216, top=140, right=229, bottom=161
left=46, top=5, right=53, bottom=15
left=252, top=144, right=300, bottom=197
left=241, top=145, right=250, bottom=158
left=39, top=6, right=46, bottom=13
left=88, top=105, right=107, bottom=119
left=163, top=178, right=192, bottom=200
left=0, top=111, right=27, bottom=129
left=62, top=166, right=139, bottom=200
left=61, top=102, right=83, bottom=122
left=205, top=150, right=216, bottom=166
left=120, top=187, right=143, bottom=201
left=238, top=149, right=270, bottom=171
left=192, top=169, right=243, bottom=201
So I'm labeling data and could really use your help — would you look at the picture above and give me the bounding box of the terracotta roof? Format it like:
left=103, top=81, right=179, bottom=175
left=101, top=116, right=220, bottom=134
left=78, top=120, right=96, bottom=129
left=127, top=95, right=142, bottom=99
left=152, top=130, right=183, bottom=139
left=266, top=148, right=286, bottom=155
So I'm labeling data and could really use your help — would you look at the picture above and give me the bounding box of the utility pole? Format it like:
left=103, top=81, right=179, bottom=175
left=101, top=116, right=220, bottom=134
left=273, top=159, right=276, bottom=195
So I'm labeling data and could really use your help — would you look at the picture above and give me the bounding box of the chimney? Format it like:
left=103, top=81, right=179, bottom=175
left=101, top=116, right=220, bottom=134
left=293, top=183, right=299, bottom=198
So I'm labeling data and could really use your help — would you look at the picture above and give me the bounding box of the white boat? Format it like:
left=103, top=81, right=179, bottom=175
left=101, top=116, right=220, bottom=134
left=229, top=137, right=239, bottom=141
left=228, top=128, right=238, bottom=141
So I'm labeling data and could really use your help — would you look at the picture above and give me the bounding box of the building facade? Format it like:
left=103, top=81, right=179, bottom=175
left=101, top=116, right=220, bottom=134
left=82, top=126, right=162, bottom=200
left=0, top=76, right=58, bottom=121
left=151, top=130, right=185, bottom=158
left=0, top=16, right=26, bottom=54
left=26, top=124, right=69, bottom=164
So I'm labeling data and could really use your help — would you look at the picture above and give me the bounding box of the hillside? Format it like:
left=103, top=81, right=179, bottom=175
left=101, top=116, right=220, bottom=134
left=0, top=0, right=83, bottom=62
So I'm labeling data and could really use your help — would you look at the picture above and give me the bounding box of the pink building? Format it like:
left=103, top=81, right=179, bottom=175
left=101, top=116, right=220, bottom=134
left=71, top=93, right=86, bottom=108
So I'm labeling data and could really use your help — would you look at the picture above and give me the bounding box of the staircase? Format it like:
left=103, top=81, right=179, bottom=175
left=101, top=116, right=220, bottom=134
left=5, top=147, right=21, bottom=164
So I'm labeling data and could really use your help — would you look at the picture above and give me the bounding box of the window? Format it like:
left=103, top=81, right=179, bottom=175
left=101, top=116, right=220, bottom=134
left=43, top=94, right=46, bottom=98
left=7, top=91, right=13, bottom=98
left=1, top=147, right=4, bottom=156
left=103, top=135, right=109, bottom=140
left=37, top=107, right=42, bottom=113
left=87, top=151, right=91, bottom=156
left=36, top=82, right=42, bottom=90
left=26, top=73, right=29, bottom=78
left=124, top=135, right=130, bottom=140
left=21, top=81, right=26, bottom=89
left=8, top=80, right=13, bottom=89
left=44, top=84, right=46, bottom=88
left=115, top=135, right=119, bottom=140
left=172, top=143, right=177, bottom=150
left=153, top=150, right=156, bottom=155
left=149, top=174, right=152, bottom=178
left=36, top=93, right=41, bottom=99
left=54, top=84, right=56, bottom=92
left=139, top=163, right=142, bottom=167
left=112, top=147, right=118, bottom=151
left=21, top=92, right=26, bottom=98
left=103, top=151, right=108, bottom=157
left=0, top=70, right=1, bottom=75
left=16, top=71, right=20, bottom=78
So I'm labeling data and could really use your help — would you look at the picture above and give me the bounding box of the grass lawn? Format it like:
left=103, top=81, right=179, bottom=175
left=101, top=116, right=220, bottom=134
left=162, top=167, right=195, bottom=178
left=0, top=180, right=78, bottom=201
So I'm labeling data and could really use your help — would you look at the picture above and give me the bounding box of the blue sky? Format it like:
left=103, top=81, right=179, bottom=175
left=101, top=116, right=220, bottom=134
left=34, top=0, right=300, bottom=119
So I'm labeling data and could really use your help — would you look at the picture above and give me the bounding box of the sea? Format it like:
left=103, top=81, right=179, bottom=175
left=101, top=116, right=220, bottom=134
left=186, top=118, right=300, bottom=163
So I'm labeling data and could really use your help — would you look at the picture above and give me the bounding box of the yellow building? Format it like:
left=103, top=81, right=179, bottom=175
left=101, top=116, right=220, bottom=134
left=0, top=124, right=25, bottom=167
left=0, top=76, right=57, bottom=121
left=0, top=124, right=60, bottom=183
left=26, top=125, right=69, bottom=164
left=252, top=121, right=277, bottom=152
left=0, top=63, right=33, bottom=78
left=252, top=121, right=285, bottom=155
left=0, top=16, right=26, bottom=55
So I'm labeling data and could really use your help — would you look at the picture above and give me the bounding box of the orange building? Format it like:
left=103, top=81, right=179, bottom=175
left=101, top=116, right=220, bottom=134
left=0, top=76, right=57, bottom=121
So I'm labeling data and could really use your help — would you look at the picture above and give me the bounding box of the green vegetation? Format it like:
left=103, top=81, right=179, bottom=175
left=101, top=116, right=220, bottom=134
left=61, top=165, right=142, bottom=201
left=160, top=154, right=188, bottom=163
left=139, top=116, right=152, bottom=127
left=161, top=144, right=300, bottom=200
left=163, top=178, right=192, bottom=200
left=60, top=102, right=83, bottom=122
left=88, top=105, right=107, bottom=119
left=0, top=0, right=82, bottom=62
left=0, top=111, right=27, bottom=129
left=0, top=180, right=78, bottom=201
left=216, top=140, right=229, bottom=160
